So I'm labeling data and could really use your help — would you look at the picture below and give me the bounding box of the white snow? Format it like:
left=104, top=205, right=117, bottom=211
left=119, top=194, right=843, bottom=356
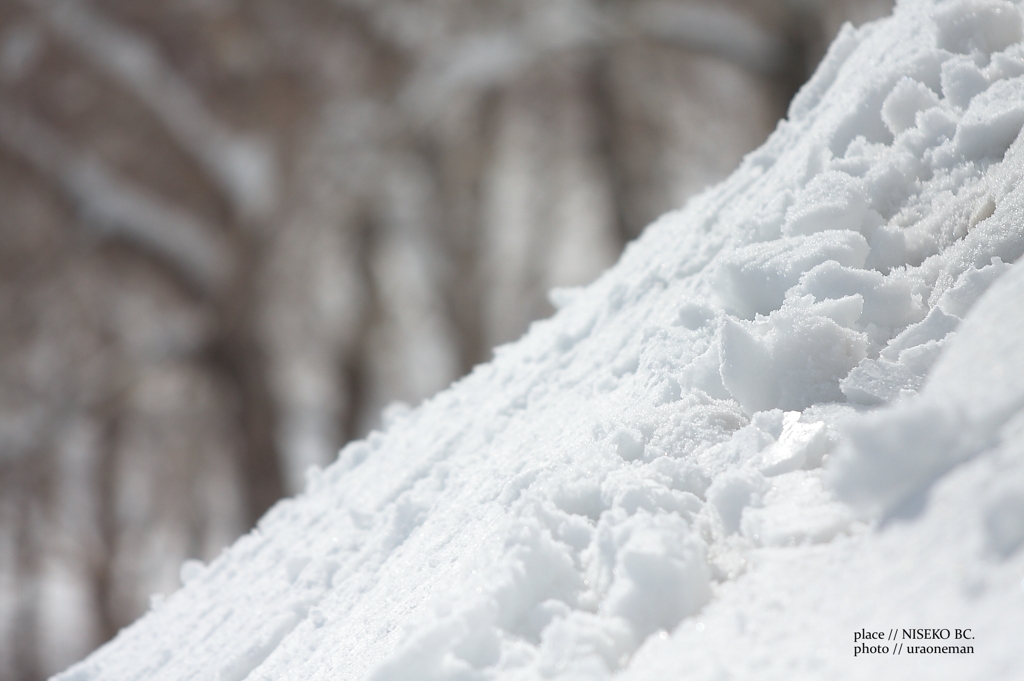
left=57, top=0, right=1024, bottom=679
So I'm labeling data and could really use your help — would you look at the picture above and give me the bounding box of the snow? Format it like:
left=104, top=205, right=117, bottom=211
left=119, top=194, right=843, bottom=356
left=56, top=0, right=1024, bottom=679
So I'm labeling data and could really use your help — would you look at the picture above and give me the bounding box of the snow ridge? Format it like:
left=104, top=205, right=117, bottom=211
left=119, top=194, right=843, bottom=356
left=59, top=1, right=1024, bottom=679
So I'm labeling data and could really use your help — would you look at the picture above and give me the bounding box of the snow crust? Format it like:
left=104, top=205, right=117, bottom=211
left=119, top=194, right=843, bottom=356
left=58, top=1, right=1024, bottom=679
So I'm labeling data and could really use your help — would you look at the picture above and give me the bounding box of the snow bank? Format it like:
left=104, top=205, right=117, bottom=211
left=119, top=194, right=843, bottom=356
left=59, top=1, right=1024, bottom=679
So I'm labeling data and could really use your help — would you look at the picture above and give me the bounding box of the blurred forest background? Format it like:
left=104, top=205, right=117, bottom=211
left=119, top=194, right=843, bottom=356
left=0, top=0, right=892, bottom=678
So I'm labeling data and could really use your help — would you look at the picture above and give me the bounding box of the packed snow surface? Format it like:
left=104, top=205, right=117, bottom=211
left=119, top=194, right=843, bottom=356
left=60, top=1, right=1024, bottom=679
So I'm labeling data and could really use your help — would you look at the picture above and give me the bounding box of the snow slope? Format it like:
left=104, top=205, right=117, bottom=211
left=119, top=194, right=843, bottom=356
left=58, top=1, right=1024, bottom=679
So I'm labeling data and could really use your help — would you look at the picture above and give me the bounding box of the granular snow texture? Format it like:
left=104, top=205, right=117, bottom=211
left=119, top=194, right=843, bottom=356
left=57, top=1, right=1024, bottom=679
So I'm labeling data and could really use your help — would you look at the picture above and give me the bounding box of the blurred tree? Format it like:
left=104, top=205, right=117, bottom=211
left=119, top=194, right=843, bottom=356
left=0, top=0, right=892, bottom=677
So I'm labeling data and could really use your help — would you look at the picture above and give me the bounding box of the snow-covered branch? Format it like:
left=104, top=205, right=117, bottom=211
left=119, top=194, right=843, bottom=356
left=396, top=0, right=792, bottom=124
left=0, top=102, right=233, bottom=293
left=27, top=0, right=278, bottom=219
left=628, top=1, right=791, bottom=76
